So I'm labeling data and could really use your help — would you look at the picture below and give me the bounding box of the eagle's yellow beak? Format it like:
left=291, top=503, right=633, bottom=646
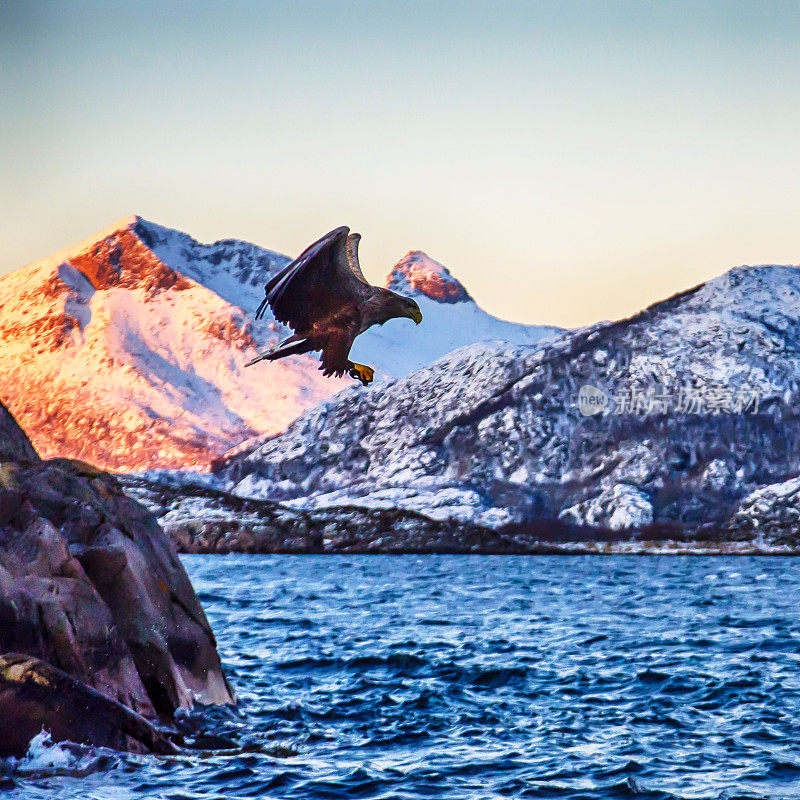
left=409, top=308, right=423, bottom=325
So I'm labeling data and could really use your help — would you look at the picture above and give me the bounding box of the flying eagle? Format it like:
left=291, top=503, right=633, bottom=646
left=246, top=227, right=423, bottom=385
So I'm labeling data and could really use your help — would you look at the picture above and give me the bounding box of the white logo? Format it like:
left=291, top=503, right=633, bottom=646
left=577, top=384, right=608, bottom=416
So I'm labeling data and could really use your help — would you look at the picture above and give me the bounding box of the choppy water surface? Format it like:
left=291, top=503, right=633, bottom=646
left=7, top=556, right=800, bottom=799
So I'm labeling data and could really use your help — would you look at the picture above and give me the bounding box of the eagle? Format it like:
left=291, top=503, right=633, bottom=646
left=246, top=226, right=423, bottom=385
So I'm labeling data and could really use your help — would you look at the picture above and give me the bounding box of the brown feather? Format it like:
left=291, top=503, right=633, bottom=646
left=261, top=227, right=370, bottom=334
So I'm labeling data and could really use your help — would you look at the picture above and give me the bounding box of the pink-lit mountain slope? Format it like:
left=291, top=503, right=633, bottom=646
left=0, top=217, right=558, bottom=471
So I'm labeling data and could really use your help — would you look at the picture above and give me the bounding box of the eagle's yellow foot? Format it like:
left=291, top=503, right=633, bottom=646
left=349, top=363, right=375, bottom=386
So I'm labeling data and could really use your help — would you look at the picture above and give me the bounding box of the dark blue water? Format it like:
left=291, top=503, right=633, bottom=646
left=6, top=556, right=800, bottom=799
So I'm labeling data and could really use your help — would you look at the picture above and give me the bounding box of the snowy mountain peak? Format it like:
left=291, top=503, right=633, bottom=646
left=68, top=219, right=195, bottom=295
left=0, top=217, right=340, bottom=471
left=128, top=217, right=291, bottom=308
left=0, top=218, right=556, bottom=471
left=385, top=251, right=472, bottom=304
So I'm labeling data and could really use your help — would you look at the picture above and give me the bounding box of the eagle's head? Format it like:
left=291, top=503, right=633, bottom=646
left=402, top=296, right=423, bottom=325
left=397, top=295, right=423, bottom=325
left=380, top=290, right=423, bottom=325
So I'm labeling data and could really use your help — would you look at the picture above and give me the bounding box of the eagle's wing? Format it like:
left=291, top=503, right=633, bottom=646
left=255, top=227, right=371, bottom=333
left=345, top=233, right=368, bottom=284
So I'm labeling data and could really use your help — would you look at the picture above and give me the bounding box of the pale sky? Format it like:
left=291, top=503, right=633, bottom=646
left=2, top=1, right=800, bottom=327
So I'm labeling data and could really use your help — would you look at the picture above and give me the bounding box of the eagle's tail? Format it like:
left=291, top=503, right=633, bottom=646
left=245, top=335, right=313, bottom=367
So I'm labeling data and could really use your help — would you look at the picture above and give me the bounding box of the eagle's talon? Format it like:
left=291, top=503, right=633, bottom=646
left=349, top=363, right=374, bottom=386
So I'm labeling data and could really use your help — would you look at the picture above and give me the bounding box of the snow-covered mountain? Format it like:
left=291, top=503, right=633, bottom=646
left=215, top=263, right=800, bottom=547
left=0, top=217, right=556, bottom=471
left=350, top=251, right=558, bottom=377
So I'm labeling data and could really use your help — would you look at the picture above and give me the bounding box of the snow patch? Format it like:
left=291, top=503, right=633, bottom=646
left=560, top=485, right=654, bottom=530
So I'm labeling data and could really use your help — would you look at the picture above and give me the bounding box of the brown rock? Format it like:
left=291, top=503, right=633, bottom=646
left=0, top=405, right=39, bottom=462
left=0, top=654, right=179, bottom=757
left=0, top=400, right=235, bottom=756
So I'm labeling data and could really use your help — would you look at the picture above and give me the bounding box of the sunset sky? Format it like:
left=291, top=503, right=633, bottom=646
left=3, top=0, right=800, bottom=327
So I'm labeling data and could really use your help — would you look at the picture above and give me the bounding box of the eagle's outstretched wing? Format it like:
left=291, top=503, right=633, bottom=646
left=255, top=226, right=370, bottom=333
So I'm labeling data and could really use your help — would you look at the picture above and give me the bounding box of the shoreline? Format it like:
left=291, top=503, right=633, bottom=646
left=122, top=476, right=799, bottom=557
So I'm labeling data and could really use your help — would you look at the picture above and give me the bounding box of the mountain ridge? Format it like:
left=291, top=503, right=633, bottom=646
left=0, top=216, right=556, bottom=470
left=214, top=259, right=800, bottom=544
